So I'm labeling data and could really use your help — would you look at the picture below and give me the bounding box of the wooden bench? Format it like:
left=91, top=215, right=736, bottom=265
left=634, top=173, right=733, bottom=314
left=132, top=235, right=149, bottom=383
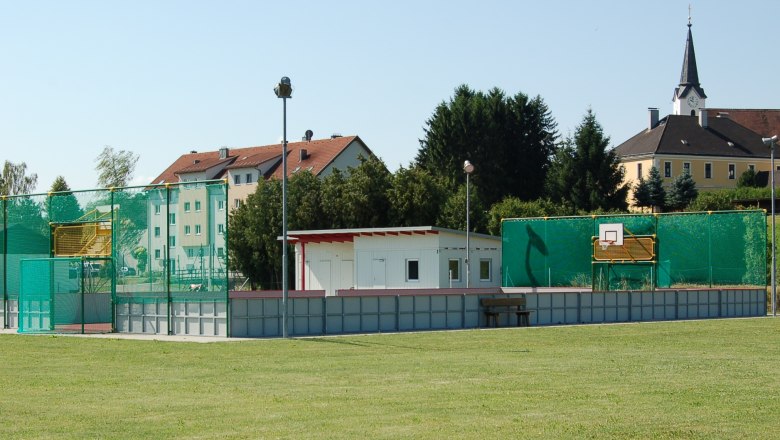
left=481, top=297, right=533, bottom=327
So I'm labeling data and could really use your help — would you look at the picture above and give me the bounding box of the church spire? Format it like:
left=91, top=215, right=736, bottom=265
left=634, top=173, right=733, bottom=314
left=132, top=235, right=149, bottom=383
left=679, top=16, right=700, bottom=86
left=673, top=10, right=707, bottom=115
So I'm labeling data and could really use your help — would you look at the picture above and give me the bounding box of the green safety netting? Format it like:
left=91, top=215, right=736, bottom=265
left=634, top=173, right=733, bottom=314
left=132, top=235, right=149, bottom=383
left=502, top=211, right=767, bottom=290
left=3, top=181, right=229, bottom=332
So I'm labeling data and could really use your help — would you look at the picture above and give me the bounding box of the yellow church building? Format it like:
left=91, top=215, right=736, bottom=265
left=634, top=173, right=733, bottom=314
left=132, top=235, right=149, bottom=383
left=615, top=19, right=777, bottom=195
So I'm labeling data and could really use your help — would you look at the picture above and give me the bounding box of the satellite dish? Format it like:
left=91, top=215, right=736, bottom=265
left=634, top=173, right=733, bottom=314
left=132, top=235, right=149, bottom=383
left=305, top=130, right=313, bottom=141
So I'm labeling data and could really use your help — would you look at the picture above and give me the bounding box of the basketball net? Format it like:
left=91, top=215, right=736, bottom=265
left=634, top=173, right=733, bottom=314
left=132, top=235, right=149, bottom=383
left=600, top=240, right=615, bottom=251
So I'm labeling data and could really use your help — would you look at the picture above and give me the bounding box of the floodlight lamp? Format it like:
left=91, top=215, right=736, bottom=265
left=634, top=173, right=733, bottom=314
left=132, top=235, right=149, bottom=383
left=463, top=160, right=474, bottom=174
left=274, top=76, right=293, bottom=99
left=763, top=135, right=779, bottom=147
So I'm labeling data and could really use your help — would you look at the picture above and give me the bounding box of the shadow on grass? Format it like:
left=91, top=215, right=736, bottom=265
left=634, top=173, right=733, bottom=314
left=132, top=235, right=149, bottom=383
left=303, top=336, right=531, bottom=353
left=303, top=337, right=428, bottom=351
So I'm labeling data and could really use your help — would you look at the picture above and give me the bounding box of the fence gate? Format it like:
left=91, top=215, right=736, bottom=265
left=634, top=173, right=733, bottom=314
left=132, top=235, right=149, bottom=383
left=19, top=257, right=113, bottom=334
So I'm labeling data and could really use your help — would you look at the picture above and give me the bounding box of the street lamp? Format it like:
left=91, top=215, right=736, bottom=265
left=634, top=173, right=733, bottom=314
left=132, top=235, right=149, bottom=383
left=274, top=76, right=292, bottom=337
left=463, top=160, right=474, bottom=288
left=764, top=134, right=778, bottom=317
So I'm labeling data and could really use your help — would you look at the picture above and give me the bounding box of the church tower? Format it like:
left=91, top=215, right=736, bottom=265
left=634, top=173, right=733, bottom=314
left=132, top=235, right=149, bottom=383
left=672, top=15, right=707, bottom=116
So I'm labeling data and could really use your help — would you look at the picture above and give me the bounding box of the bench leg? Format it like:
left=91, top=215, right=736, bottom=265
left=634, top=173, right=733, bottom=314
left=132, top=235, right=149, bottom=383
left=485, top=312, right=499, bottom=328
left=516, top=312, right=530, bottom=327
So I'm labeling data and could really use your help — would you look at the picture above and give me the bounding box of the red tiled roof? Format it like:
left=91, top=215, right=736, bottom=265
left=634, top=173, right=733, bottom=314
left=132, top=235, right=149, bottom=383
left=706, top=109, right=780, bottom=139
left=152, top=136, right=370, bottom=184
left=176, top=156, right=235, bottom=174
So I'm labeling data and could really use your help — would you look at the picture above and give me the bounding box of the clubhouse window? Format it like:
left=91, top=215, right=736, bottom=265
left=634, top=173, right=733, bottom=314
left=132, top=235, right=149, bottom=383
left=448, top=259, right=460, bottom=281
left=480, top=259, right=492, bottom=281
left=728, top=164, right=735, bottom=180
left=406, top=259, right=419, bottom=282
left=705, top=163, right=712, bottom=179
left=664, top=161, right=671, bottom=178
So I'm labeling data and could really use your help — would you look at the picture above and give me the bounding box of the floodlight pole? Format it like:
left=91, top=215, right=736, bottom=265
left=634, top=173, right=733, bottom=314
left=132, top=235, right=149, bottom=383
left=764, top=135, right=779, bottom=317
left=464, top=160, right=474, bottom=288
left=275, top=77, right=292, bottom=337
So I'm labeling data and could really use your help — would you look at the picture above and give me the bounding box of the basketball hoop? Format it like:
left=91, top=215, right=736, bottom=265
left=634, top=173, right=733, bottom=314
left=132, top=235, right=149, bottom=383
left=599, top=240, right=614, bottom=251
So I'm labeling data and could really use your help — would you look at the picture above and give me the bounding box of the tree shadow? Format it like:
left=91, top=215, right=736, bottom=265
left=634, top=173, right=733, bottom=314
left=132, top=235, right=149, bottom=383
left=525, top=224, right=548, bottom=286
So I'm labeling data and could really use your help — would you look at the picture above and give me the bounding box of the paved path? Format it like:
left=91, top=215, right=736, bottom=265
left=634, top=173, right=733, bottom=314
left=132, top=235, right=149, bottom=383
left=0, top=328, right=250, bottom=343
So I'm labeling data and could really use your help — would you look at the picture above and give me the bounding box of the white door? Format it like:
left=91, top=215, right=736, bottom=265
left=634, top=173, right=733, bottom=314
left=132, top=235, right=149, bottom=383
left=340, top=260, right=354, bottom=291
left=319, top=260, right=332, bottom=295
left=371, top=258, right=386, bottom=288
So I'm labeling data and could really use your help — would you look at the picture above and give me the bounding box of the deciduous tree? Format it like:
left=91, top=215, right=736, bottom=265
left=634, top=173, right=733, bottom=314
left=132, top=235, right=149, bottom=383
left=95, top=146, right=139, bottom=188
left=0, top=161, right=38, bottom=195
left=388, top=165, right=447, bottom=227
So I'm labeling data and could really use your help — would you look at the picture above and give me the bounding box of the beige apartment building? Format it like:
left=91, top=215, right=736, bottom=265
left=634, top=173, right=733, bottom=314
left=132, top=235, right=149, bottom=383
left=148, top=135, right=374, bottom=272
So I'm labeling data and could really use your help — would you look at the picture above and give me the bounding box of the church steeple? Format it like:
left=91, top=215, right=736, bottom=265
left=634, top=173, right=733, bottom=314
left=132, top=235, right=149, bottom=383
left=673, top=12, right=707, bottom=116
left=679, top=19, right=700, bottom=86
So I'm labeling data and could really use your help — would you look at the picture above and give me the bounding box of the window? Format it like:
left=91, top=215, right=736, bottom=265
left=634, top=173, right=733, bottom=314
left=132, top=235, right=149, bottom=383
left=246, top=173, right=253, bottom=184
left=683, top=162, right=691, bottom=174
left=154, top=227, right=160, bottom=237
left=637, top=163, right=643, bottom=178
left=218, top=200, right=225, bottom=211
left=169, top=213, right=176, bottom=225
left=154, top=249, right=161, bottom=259
left=234, top=199, right=241, bottom=208
left=448, top=259, right=460, bottom=281
left=728, top=163, right=736, bottom=180
left=154, top=205, right=161, bottom=215
left=169, top=236, right=176, bottom=247
left=705, top=163, right=712, bottom=179
left=406, top=259, right=419, bottom=282
left=749, top=164, right=756, bottom=171
left=480, top=259, right=492, bottom=281
left=233, top=174, right=241, bottom=185
left=195, top=200, right=201, bottom=212
left=217, top=247, right=224, bottom=257
left=195, top=224, right=202, bottom=235
left=218, top=224, right=225, bottom=234
left=185, top=225, right=191, bottom=235
left=187, top=248, right=194, bottom=258
left=184, top=202, right=191, bottom=212
left=664, top=161, right=671, bottom=178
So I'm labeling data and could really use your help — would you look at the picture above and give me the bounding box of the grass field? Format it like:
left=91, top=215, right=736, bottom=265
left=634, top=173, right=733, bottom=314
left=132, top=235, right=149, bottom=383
left=2, top=318, right=779, bottom=439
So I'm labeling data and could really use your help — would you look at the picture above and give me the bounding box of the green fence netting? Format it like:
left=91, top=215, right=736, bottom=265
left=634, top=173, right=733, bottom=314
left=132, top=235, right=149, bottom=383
left=502, top=210, right=767, bottom=290
left=3, top=180, right=228, bottom=333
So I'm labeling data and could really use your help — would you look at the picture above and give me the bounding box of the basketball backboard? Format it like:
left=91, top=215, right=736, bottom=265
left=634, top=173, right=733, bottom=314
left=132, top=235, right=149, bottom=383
left=598, top=223, right=624, bottom=246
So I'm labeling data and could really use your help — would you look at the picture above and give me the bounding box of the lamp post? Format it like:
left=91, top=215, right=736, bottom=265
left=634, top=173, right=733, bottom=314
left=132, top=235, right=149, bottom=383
left=463, top=160, right=474, bottom=288
left=764, top=134, right=779, bottom=317
left=274, top=76, right=292, bottom=337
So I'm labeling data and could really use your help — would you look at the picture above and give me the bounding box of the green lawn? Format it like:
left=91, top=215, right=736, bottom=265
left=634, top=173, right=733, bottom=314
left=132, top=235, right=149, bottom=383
left=2, top=318, right=779, bottom=439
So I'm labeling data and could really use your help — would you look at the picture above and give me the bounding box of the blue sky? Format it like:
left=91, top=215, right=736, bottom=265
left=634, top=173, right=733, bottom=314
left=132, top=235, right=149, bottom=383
left=1, top=0, right=778, bottom=192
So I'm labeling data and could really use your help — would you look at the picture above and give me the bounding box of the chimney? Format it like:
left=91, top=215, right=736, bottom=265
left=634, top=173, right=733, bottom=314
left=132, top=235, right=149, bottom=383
left=648, top=108, right=659, bottom=130
left=299, top=148, right=308, bottom=162
left=330, top=133, right=342, bottom=139
left=699, top=110, right=708, bottom=128
left=219, top=147, right=229, bottom=159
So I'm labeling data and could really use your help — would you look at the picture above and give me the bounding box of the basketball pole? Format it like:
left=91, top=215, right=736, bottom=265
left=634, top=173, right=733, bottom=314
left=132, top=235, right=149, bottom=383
left=765, top=135, right=778, bottom=317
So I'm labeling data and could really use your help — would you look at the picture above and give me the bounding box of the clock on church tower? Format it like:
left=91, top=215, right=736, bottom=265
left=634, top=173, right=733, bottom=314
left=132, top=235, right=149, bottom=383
left=687, top=95, right=699, bottom=109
